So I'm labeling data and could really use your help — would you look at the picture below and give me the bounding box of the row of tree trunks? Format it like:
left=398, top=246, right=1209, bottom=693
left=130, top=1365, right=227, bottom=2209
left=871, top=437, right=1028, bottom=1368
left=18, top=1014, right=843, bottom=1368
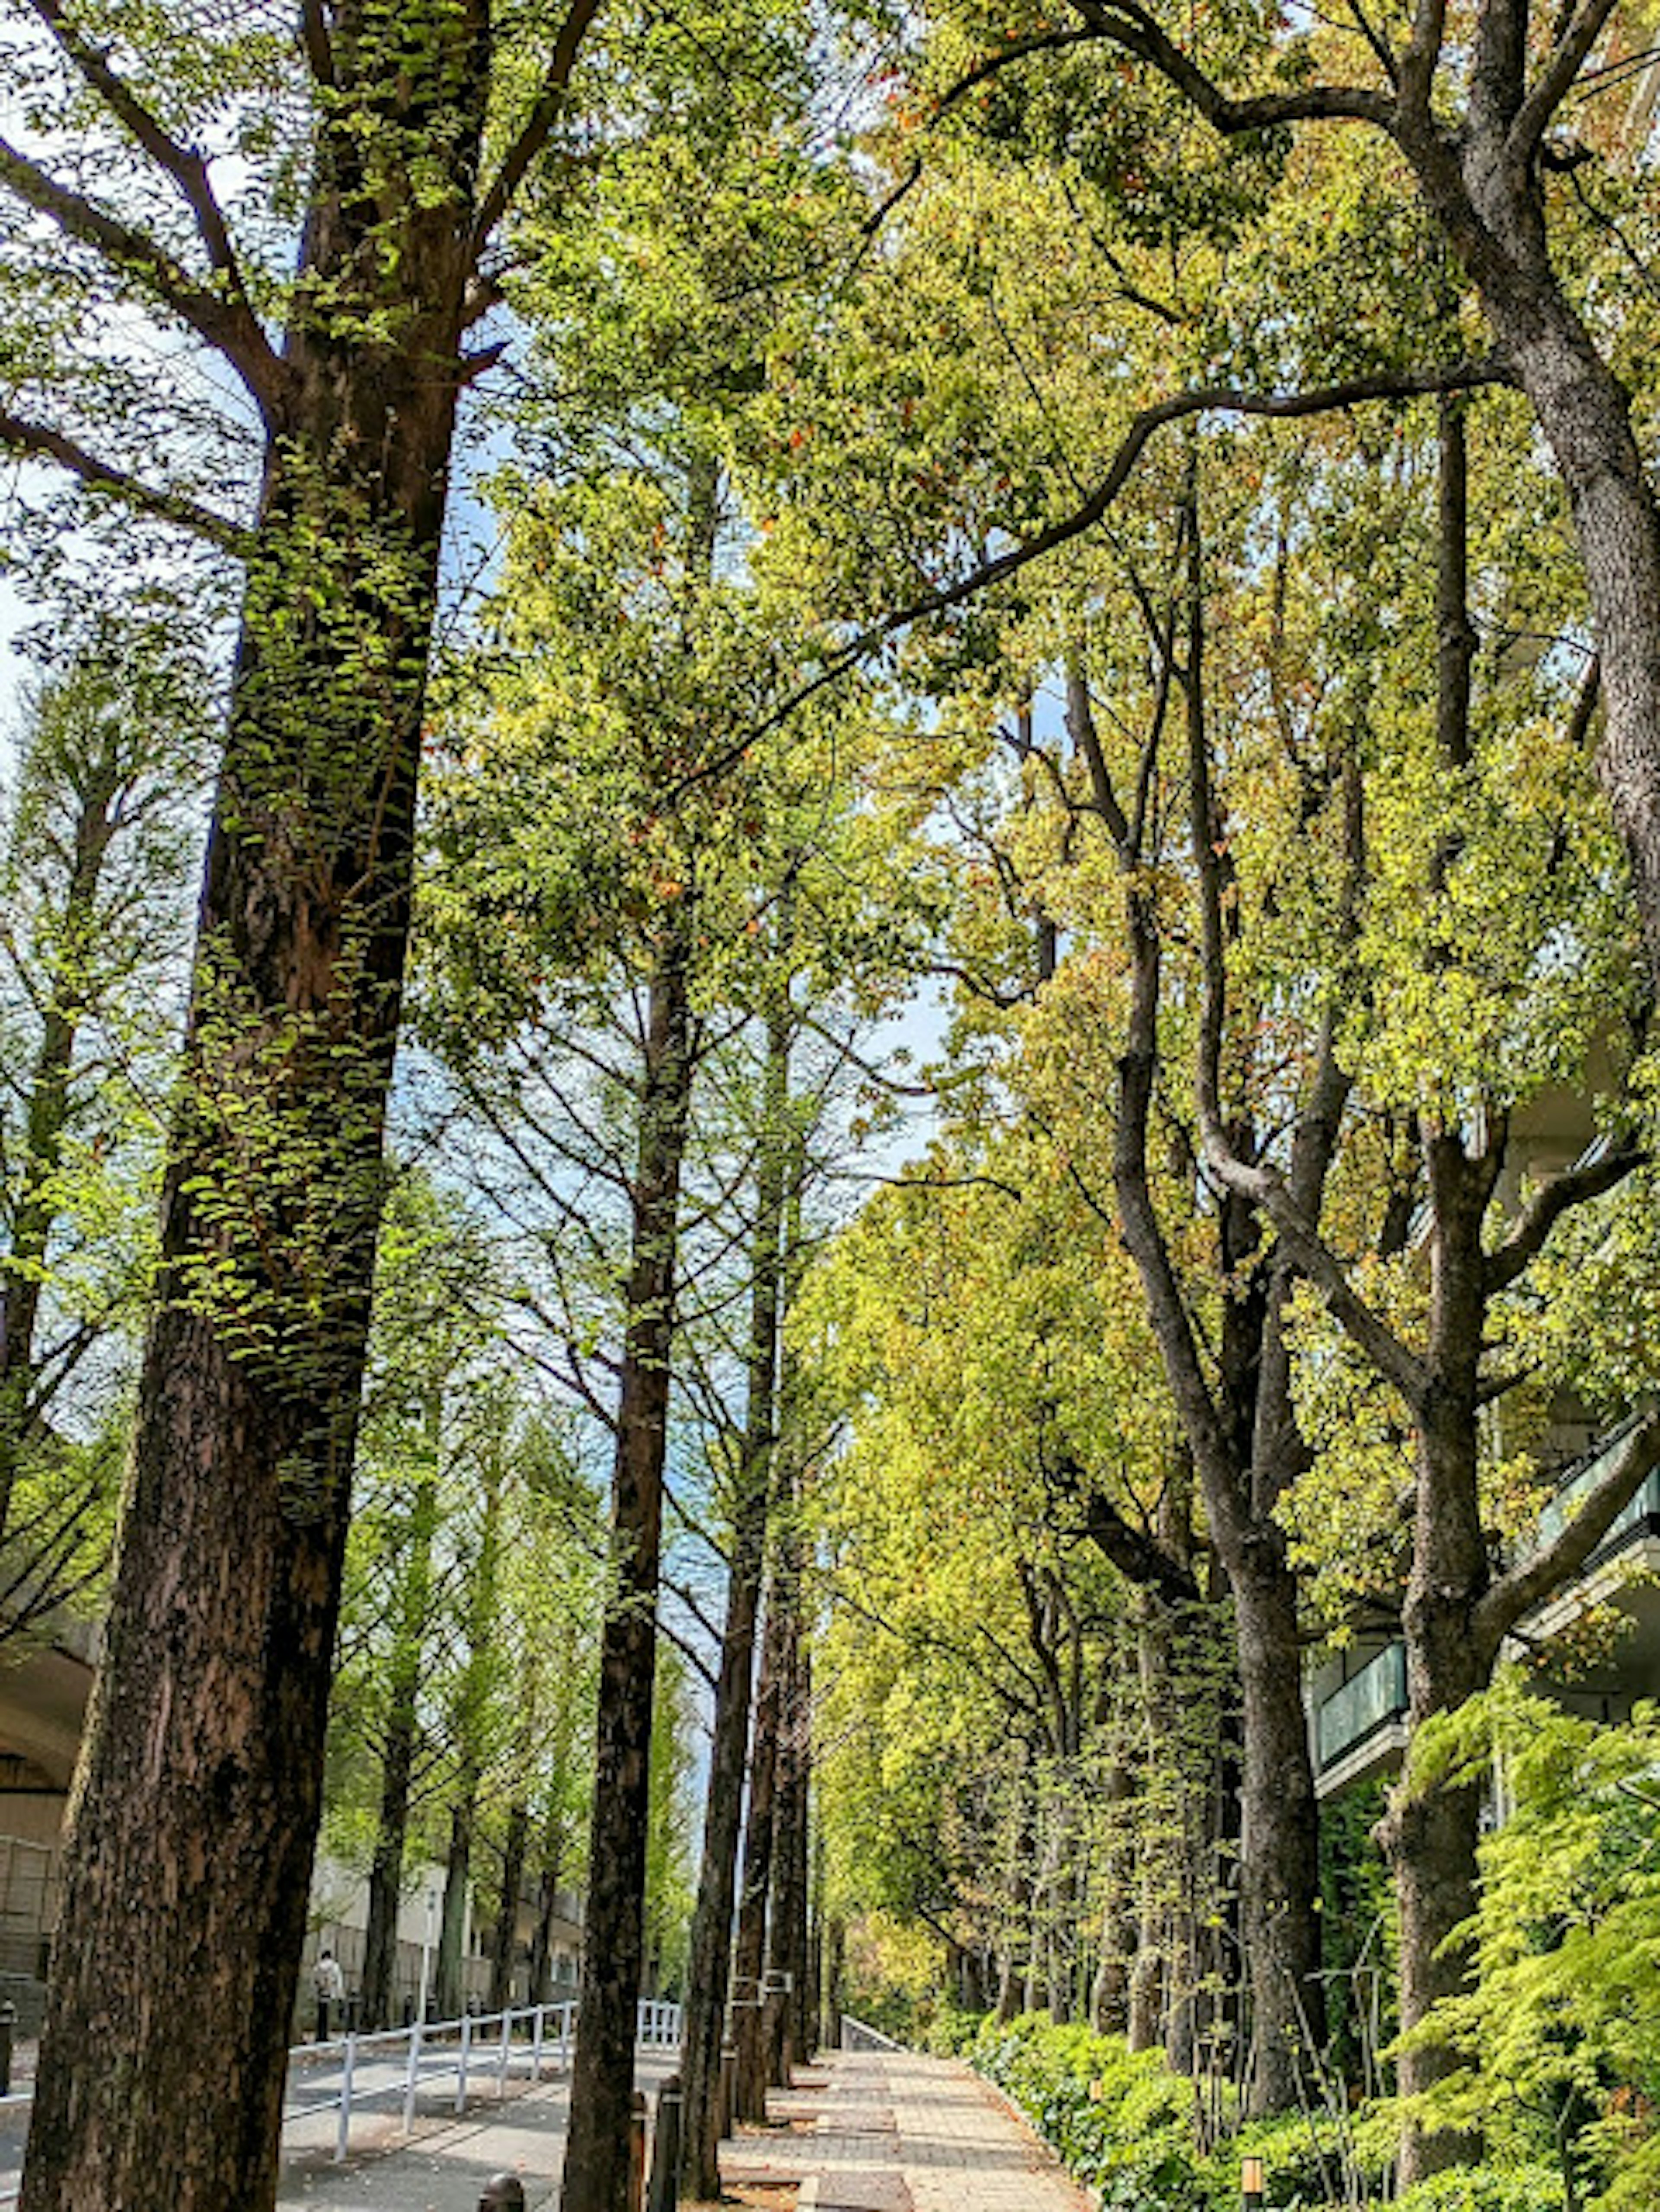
left=559, top=918, right=695, bottom=2212
left=678, top=995, right=791, bottom=2199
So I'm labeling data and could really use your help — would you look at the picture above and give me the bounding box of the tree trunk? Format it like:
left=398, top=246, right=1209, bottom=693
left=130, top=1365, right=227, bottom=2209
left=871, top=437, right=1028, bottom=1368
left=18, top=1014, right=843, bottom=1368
left=732, top=1558, right=787, bottom=2122
left=361, top=1453, right=438, bottom=2030
left=1406, top=127, right=1660, bottom=991
left=491, top=1800, right=530, bottom=2012
left=0, top=760, right=119, bottom=1540
left=529, top=1836, right=567, bottom=2006
left=1376, top=1130, right=1495, bottom=2185
left=361, top=1716, right=418, bottom=2032
left=1233, top=1549, right=1323, bottom=2111
left=18, top=13, right=491, bottom=2199
left=768, top=1605, right=810, bottom=2081
left=436, top=1788, right=475, bottom=2022
left=559, top=922, right=695, bottom=2212
left=679, top=995, right=789, bottom=2198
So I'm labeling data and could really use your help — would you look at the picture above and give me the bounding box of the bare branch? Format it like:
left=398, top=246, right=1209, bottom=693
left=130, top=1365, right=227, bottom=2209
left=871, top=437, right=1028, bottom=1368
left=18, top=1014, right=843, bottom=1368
left=0, top=405, right=246, bottom=549
left=25, top=0, right=284, bottom=407
left=1484, top=1145, right=1642, bottom=1295
left=1070, top=0, right=1393, bottom=128
left=299, top=0, right=337, bottom=86
left=0, top=135, right=285, bottom=415
left=1478, top=1411, right=1660, bottom=1642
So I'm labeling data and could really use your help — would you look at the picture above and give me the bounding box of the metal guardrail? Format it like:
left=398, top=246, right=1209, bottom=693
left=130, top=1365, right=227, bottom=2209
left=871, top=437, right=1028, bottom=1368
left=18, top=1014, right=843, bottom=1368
left=0, top=1995, right=683, bottom=2200
left=840, top=2013, right=903, bottom=2052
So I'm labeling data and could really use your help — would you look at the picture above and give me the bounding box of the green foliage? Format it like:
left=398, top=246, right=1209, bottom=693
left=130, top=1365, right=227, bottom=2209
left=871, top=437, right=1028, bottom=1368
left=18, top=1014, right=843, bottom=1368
left=1392, top=2169, right=1566, bottom=2212
left=970, top=2014, right=1359, bottom=2210
left=1397, top=1678, right=1660, bottom=2211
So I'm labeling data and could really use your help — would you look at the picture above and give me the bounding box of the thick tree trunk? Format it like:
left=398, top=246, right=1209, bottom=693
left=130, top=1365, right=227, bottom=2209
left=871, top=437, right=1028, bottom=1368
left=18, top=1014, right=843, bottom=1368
left=559, top=925, right=694, bottom=2212
left=1380, top=1132, right=1496, bottom=2186
left=17, top=12, right=491, bottom=2198
left=491, top=1800, right=530, bottom=2012
left=1234, top=1548, right=1323, bottom=2112
left=679, top=999, right=789, bottom=2198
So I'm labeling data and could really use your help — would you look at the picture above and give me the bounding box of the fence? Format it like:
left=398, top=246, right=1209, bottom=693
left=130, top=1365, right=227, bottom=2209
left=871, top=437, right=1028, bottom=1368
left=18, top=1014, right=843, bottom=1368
left=0, top=1996, right=683, bottom=2199
left=840, top=2013, right=903, bottom=2052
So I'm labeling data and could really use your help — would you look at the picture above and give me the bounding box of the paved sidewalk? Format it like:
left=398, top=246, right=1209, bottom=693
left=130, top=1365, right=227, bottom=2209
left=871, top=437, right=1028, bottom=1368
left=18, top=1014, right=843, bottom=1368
left=277, top=2052, right=681, bottom=2212
left=723, top=2050, right=1091, bottom=2212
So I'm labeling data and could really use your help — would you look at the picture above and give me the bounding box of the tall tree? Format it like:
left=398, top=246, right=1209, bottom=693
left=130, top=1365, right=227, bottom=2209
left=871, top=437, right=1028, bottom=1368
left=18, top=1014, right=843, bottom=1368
left=3, top=0, right=607, bottom=2199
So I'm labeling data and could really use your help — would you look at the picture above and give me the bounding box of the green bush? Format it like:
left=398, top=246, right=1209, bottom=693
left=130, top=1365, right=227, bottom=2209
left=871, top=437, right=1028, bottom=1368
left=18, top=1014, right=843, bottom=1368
left=1393, top=2167, right=1566, bottom=2212
left=965, top=2012, right=1577, bottom=2211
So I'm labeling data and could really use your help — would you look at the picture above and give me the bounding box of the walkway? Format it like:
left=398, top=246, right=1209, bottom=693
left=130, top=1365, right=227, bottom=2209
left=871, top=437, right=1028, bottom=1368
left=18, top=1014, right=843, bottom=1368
left=722, top=2049, right=1091, bottom=2212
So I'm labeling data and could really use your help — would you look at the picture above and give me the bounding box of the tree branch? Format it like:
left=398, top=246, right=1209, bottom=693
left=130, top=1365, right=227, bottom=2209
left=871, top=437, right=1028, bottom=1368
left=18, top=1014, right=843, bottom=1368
left=0, top=135, right=285, bottom=416
left=1476, top=1410, right=1660, bottom=1643
left=1484, top=1145, right=1642, bottom=1295
left=469, top=0, right=605, bottom=255
left=1510, top=0, right=1622, bottom=153
left=1070, top=0, right=1393, bottom=128
left=0, top=405, right=246, bottom=549
left=1068, top=1469, right=1202, bottom=1607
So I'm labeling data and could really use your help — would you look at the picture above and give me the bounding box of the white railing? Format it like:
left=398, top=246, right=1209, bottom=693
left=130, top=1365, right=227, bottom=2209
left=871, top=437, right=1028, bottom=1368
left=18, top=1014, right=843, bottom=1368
left=0, top=1994, right=684, bottom=2199
left=840, top=2012, right=903, bottom=2052
left=280, top=1998, right=581, bottom=2168
left=637, top=1999, right=682, bottom=2048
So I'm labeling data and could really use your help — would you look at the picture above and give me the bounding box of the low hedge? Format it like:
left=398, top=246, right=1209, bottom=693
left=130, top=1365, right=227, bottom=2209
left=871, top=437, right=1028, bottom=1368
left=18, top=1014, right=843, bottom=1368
left=966, top=2014, right=1565, bottom=2212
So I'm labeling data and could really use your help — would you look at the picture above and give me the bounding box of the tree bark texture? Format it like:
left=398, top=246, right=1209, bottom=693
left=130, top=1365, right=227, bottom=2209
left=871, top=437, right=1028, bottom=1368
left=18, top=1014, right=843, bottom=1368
left=679, top=1002, right=788, bottom=2199
left=436, top=1788, right=475, bottom=2022
left=559, top=923, right=694, bottom=2212
left=16, top=4, right=505, bottom=2197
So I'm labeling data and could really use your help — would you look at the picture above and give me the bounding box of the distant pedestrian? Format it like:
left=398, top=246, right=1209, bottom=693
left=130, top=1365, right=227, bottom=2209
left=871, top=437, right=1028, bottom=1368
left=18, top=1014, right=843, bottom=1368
left=313, top=1947, right=345, bottom=2042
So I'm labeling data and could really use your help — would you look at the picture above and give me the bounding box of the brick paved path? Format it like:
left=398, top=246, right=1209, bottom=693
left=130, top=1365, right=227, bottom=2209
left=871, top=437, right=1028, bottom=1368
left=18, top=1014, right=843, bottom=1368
left=724, top=2049, right=1092, bottom=2212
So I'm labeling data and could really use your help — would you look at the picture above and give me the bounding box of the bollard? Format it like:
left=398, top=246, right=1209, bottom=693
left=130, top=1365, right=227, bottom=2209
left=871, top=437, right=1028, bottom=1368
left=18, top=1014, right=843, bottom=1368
left=479, top=2176, right=527, bottom=2211
left=1241, top=2153, right=1264, bottom=2211
left=628, top=2087, right=648, bottom=2212
left=0, top=2001, right=15, bottom=2098
left=646, top=2072, right=683, bottom=2212
left=717, top=2041, right=737, bottom=2142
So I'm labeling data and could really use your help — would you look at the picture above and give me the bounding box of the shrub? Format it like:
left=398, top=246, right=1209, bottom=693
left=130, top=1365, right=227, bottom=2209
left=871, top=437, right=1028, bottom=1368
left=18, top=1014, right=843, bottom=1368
left=1393, top=2166, right=1566, bottom=2212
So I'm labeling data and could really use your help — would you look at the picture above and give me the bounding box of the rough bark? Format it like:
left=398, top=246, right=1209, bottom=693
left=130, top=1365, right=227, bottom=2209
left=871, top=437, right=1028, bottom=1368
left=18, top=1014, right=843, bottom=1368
left=559, top=922, right=695, bottom=2212
left=768, top=1612, right=810, bottom=2080
left=10, top=0, right=551, bottom=2195
left=679, top=997, right=789, bottom=2199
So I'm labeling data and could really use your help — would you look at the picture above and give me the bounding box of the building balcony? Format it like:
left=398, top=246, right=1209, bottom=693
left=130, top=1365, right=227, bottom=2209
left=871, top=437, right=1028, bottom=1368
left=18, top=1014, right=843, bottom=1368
left=1310, top=1416, right=1660, bottom=1796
